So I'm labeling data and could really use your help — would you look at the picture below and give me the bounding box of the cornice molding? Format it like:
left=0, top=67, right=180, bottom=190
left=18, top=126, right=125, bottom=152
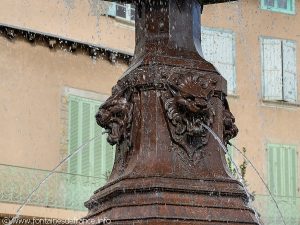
left=0, top=24, right=133, bottom=64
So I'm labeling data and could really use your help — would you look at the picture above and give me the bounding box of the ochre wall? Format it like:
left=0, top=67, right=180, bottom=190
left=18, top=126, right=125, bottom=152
left=0, top=36, right=127, bottom=170
left=203, top=0, right=300, bottom=193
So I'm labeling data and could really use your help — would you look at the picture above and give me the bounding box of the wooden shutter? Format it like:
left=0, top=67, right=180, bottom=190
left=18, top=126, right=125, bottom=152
left=202, top=28, right=236, bottom=94
left=68, top=95, right=115, bottom=179
left=268, top=144, right=298, bottom=222
left=286, top=145, right=297, bottom=198
left=268, top=144, right=297, bottom=197
left=283, top=40, right=297, bottom=103
left=262, top=38, right=283, bottom=101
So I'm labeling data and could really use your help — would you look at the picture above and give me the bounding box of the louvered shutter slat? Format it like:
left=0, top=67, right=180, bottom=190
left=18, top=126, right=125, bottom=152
left=93, top=104, right=103, bottom=178
left=81, top=102, right=91, bottom=176
left=290, top=147, right=297, bottom=198
left=69, top=99, right=79, bottom=174
left=277, top=145, right=283, bottom=196
left=268, top=144, right=275, bottom=194
left=284, top=145, right=290, bottom=197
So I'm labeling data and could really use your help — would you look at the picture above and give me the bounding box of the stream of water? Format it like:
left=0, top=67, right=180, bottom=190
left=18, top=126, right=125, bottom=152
left=6, top=125, right=286, bottom=225
left=201, top=124, right=261, bottom=224
left=7, top=134, right=101, bottom=225
left=202, top=123, right=286, bottom=225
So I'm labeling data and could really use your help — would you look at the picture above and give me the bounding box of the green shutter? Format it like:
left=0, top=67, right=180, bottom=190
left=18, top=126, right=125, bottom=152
left=68, top=95, right=115, bottom=180
left=267, top=144, right=298, bottom=222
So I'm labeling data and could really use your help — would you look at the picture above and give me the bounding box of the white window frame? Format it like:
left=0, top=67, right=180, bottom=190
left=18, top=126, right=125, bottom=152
left=261, top=0, right=296, bottom=15
left=108, top=3, right=135, bottom=23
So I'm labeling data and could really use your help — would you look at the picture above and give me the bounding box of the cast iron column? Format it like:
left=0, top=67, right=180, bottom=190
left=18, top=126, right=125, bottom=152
left=84, top=0, right=260, bottom=224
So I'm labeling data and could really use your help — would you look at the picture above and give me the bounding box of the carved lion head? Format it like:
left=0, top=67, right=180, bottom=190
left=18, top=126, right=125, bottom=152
left=96, top=93, right=133, bottom=146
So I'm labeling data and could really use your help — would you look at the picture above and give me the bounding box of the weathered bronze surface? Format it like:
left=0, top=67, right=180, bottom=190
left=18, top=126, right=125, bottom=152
left=84, top=0, right=260, bottom=224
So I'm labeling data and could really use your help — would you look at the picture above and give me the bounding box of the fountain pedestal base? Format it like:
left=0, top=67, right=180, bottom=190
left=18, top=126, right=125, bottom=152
left=84, top=177, right=258, bottom=224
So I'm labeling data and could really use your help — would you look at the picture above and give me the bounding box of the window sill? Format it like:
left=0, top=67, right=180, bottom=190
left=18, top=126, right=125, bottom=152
left=261, top=99, right=300, bottom=108
left=114, top=17, right=135, bottom=27
left=227, top=93, right=239, bottom=99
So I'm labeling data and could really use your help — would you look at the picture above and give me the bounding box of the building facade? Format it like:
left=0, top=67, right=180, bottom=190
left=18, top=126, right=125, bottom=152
left=0, top=0, right=299, bottom=224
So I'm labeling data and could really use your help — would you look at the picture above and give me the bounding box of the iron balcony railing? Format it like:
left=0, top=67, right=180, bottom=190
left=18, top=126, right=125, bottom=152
left=254, top=194, right=300, bottom=225
left=0, top=164, right=107, bottom=211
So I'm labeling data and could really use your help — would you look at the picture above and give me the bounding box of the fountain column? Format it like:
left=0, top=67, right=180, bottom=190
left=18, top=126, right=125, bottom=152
left=84, top=0, right=260, bottom=224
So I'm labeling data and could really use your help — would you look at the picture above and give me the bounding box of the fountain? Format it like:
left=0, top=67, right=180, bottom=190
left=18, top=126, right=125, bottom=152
left=83, top=0, right=261, bottom=224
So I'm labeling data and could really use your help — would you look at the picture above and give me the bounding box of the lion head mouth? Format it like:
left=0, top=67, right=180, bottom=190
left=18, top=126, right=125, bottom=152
left=107, top=122, right=121, bottom=145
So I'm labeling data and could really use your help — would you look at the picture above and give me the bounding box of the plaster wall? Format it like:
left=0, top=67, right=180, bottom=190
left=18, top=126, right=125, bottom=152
left=0, top=36, right=127, bottom=170
left=203, top=0, right=300, bottom=193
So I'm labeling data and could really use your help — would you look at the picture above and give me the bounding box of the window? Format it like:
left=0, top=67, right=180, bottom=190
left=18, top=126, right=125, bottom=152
left=261, top=38, right=297, bottom=103
left=201, top=28, right=236, bottom=95
left=108, top=3, right=135, bottom=22
left=261, top=0, right=295, bottom=14
left=267, top=144, right=298, bottom=223
left=68, top=95, right=115, bottom=182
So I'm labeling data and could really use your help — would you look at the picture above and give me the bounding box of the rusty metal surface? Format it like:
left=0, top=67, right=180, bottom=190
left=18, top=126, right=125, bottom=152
left=83, top=0, right=259, bottom=224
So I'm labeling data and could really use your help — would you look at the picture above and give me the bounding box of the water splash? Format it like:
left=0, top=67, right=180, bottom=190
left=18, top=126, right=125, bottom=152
left=7, top=134, right=102, bottom=225
left=201, top=123, right=261, bottom=224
